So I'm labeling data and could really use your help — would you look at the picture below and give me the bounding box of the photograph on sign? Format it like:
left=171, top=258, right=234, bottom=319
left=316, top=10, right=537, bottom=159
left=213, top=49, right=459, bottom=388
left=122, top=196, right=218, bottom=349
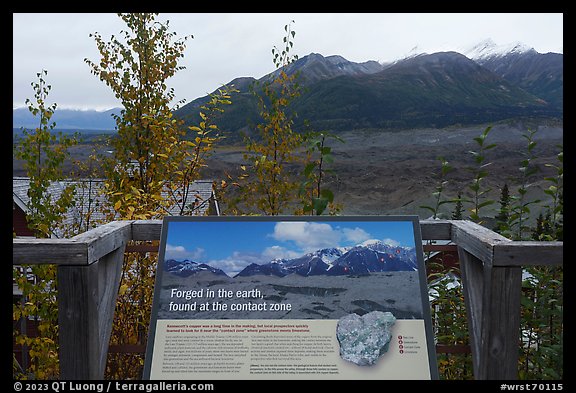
left=143, top=216, right=438, bottom=380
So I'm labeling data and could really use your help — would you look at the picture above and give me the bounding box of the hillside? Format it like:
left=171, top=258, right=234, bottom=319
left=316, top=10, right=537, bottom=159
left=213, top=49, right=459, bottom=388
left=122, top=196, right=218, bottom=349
left=292, top=52, right=552, bottom=130
left=473, top=50, right=563, bottom=109
left=174, top=48, right=562, bottom=140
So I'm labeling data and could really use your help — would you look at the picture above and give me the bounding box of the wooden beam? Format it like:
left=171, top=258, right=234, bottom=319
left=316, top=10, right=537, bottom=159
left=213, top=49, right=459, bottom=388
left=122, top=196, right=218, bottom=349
left=420, top=219, right=451, bottom=241
left=481, top=266, right=522, bottom=379
left=95, top=246, right=125, bottom=375
left=125, top=243, right=160, bottom=253
left=451, top=220, right=511, bottom=264
left=459, top=245, right=523, bottom=380
left=493, top=241, right=563, bottom=267
left=458, top=248, right=484, bottom=376
left=13, top=238, right=87, bottom=265
left=131, top=220, right=163, bottom=241
left=57, top=244, right=125, bottom=379
left=58, top=262, right=100, bottom=379
left=72, top=220, right=132, bottom=264
left=423, top=244, right=458, bottom=252
left=13, top=221, right=132, bottom=266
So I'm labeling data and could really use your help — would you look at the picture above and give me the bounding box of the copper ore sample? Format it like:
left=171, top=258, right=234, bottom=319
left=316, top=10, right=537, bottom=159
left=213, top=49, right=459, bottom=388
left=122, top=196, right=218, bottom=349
left=336, top=311, right=396, bottom=366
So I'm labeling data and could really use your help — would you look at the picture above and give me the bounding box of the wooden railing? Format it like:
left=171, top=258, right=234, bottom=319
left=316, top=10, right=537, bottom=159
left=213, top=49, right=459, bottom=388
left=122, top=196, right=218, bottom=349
left=12, top=219, right=563, bottom=380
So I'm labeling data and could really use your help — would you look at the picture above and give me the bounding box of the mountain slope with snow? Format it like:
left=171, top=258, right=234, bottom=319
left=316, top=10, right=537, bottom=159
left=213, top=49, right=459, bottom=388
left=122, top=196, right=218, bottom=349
left=234, top=241, right=417, bottom=278
left=164, top=259, right=228, bottom=277
left=175, top=42, right=560, bottom=136
left=163, top=240, right=418, bottom=279
left=464, top=39, right=563, bottom=109
left=463, top=38, right=536, bottom=61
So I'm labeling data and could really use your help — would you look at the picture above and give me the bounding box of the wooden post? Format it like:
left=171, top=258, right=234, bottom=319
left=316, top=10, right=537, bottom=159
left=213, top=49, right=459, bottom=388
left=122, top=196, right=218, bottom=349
left=458, top=249, right=484, bottom=372
left=459, top=248, right=522, bottom=379
left=57, top=244, right=125, bottom=379
left=452, top=220, right=524, bottom=380
left=483, top=265, right=522, bottom=379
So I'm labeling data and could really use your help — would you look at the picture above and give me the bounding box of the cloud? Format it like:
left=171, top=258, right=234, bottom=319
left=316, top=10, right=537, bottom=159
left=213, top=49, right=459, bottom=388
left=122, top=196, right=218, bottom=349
left=358, top=239, right=382, bottom=247
left=262, top=245, right=302, bottom=261
left=270, top=222, right=382, bottom=252
left=165, top=244, right=205, bottom=261
left=342, top=227, right=372, bottom=243
left=208, top=251, right=266, bottom=277
left=271, top=222, right=342, bottom=252
left=207, top=247, right=302, bottom=277
left=382, top=238, right=400, bottom=247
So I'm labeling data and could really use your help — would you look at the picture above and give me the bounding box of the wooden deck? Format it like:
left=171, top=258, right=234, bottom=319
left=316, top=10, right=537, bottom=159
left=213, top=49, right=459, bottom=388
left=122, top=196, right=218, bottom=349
left=13, top=219, right=563, bottom=380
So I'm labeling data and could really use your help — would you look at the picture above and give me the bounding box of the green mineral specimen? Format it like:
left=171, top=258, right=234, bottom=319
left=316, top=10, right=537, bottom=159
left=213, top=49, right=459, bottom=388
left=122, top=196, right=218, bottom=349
left=336, top=311, right=396, bottom=366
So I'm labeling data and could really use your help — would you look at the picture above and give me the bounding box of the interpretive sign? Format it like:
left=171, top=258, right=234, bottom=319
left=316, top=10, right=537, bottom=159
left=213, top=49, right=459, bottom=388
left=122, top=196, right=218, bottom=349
left=143, top=216, right=438, bottom=379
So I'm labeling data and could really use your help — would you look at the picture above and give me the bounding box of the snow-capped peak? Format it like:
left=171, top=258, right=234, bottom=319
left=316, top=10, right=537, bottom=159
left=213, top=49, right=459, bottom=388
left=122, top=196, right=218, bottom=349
left=463, top=39, right=534, bottom=60
left=463, top=38, right=497, bottom=59
left=358, top=239, right=383, bottom=247
left=310, top=247, right=346, bottom=264
left=404, top=45, right=427, bottom=59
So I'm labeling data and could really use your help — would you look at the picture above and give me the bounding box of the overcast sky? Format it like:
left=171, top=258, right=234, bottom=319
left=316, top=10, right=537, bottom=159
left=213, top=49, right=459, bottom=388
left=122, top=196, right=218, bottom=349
left=13, top=13, right=563, bottom=111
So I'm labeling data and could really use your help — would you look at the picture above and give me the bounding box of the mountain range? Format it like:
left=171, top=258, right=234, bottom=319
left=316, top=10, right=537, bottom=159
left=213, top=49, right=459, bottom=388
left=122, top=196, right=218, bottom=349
left=12, top=107, right=121, bottom=132
left=12, top=40, right=562, bottom=136
left=175, top=42, right=562, bottom=138
left=465, top=39, right=563, bottom=109
left=164, top=240, right=418, bottom=279
left=164, top=258, right=228, bottom=278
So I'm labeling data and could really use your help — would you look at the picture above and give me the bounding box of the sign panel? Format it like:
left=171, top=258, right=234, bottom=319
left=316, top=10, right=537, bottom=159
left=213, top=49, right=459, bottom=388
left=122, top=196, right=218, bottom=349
left=143, top=216, right=438, bottom=380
